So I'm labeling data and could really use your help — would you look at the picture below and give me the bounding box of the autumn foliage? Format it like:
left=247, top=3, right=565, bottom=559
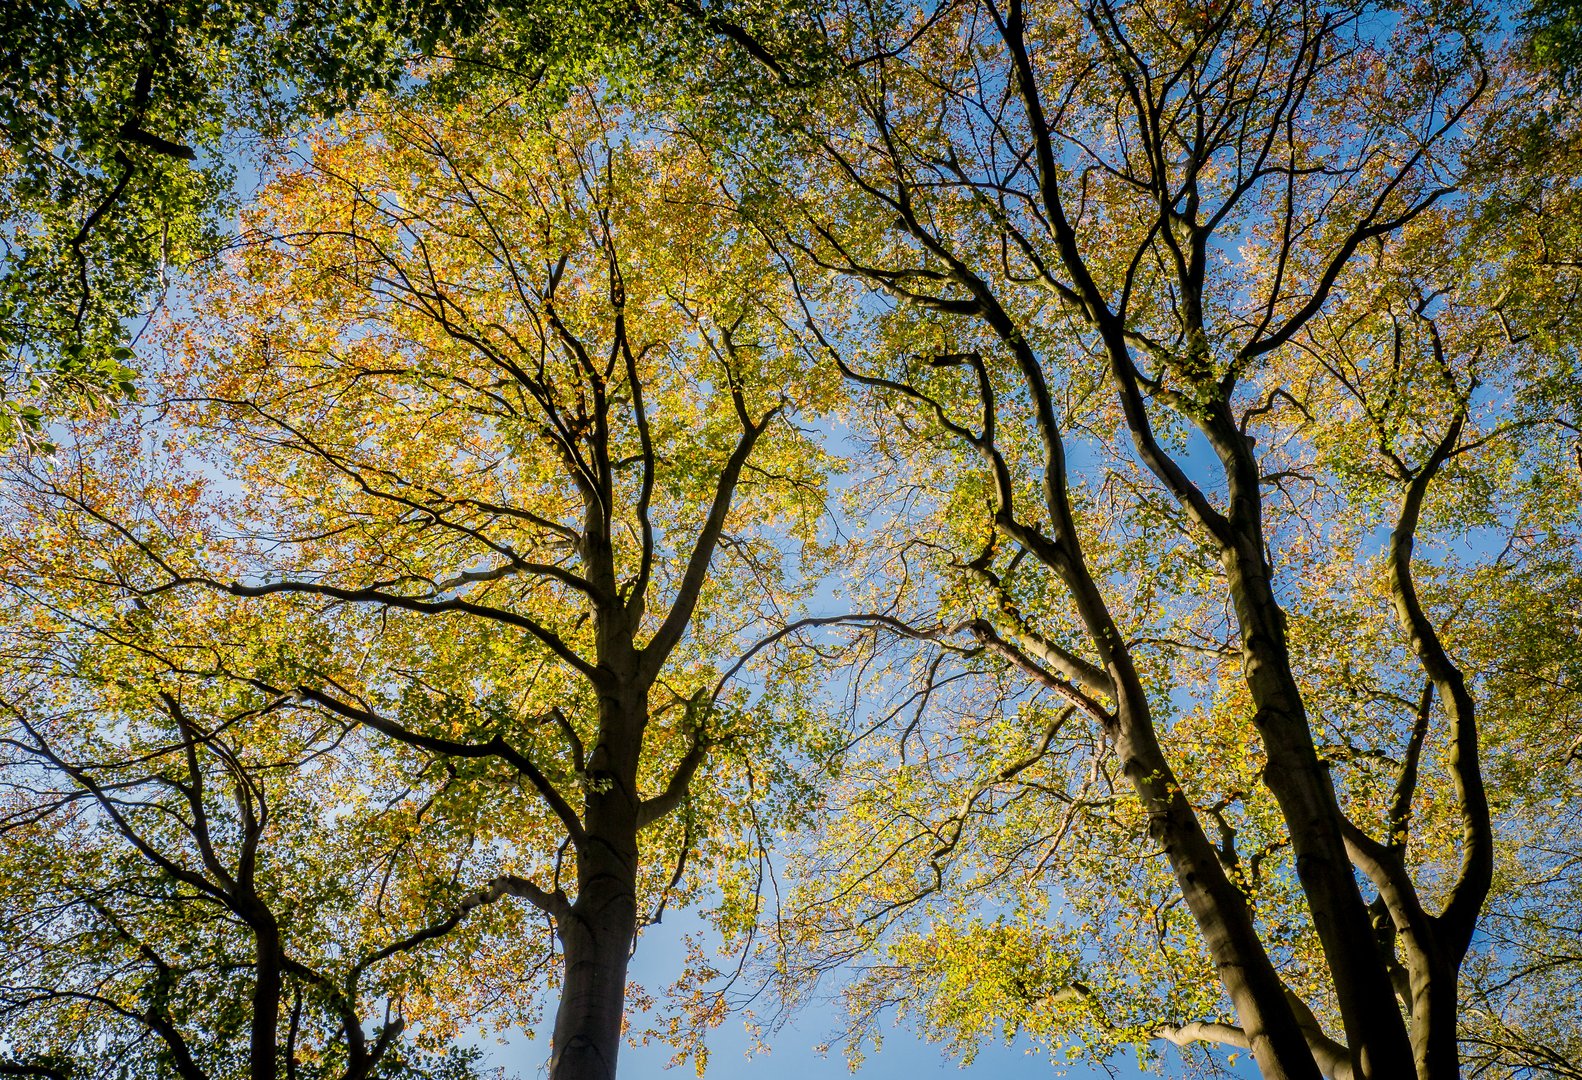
left=2, top=4, right=1581, bottom=1080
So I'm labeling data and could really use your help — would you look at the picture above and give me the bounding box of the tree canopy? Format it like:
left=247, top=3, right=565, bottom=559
left=0, top=0, right=691, bottom=433
left=1, top=4, right=1580, bottom=1080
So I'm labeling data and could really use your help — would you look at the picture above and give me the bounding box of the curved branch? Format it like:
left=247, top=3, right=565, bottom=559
left=968, top=619, right=1115, bottom=728
left=642, top=399, right=779, bottom=673
left=284, top=684, right=587, bottom=848
left=1387, top=412, right=1491, bottom=957
left=182, top=575, right=598, bottom=683
left=352, top=872, right=567, bottom=984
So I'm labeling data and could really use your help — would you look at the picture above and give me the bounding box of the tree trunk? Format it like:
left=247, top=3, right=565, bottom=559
left=1409, top=952, right=1462, bottom=1080
left=1204, top=414, right=1416, bottom=1079
left=550, top=760, right=641, bottom=1080
left=250, top=911, right=283, bottom=1080
left=1055, top=561, right=1324, bottom=1080
left=1221, top=543, right=1414, bottom=1079
left=549, top=891, right=637, bottom=1080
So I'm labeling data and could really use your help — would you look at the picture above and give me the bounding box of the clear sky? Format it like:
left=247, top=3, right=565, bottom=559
left=474, top=907, right=1256, bottom=1080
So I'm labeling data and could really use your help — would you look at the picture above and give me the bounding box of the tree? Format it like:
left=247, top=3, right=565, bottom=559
left=1440, top=32, right=1582, bottom=1074
left=684, top=2, right=1580, bottom=1078
left=1525, top=0, right=1582, bottom=90
left=0, top=585, right=525, bottom=1080
left=0, top=0, right=659, bottom=428
left=2, top=85, right=836, bottom=1080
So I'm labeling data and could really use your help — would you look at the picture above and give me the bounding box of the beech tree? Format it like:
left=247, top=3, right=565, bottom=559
left=688, top=2, right=1582, bottom=1079
left=0, top=88, right=835, bottom=1080
left=5, top=4, right=1582, bottom=1079
left=0, top=587, right=526, bottom=1079
left=0, top=0, right=656, bottom=422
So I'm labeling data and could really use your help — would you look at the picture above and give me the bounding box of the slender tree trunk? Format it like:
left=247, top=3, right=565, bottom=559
left=1220, top=542, right=1414, bottom=1079
left=989, top=370, right=1325, bottom=1077
left=1109, top=689, right=1325, bottom=1080
left=251, top=911, right=283, bottom=1080
left=1056, top=562, right=1323, bottom=1080
left=1205, top=414, right=1416, bottom=1079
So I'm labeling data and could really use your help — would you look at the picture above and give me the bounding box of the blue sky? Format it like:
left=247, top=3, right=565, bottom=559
left=473, top=907, right=1255, bottom=1080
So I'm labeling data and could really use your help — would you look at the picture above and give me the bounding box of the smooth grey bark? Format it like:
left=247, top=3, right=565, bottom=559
left=549, top=816, right=640, bottom=1080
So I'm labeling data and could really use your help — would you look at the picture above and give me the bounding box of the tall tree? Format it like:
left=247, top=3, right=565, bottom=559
left=682, top=2, right=1577, bottom=1078
left=0, top=585, right=527, bottom=1080
left=3, top=86, right=836, bottom=1080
